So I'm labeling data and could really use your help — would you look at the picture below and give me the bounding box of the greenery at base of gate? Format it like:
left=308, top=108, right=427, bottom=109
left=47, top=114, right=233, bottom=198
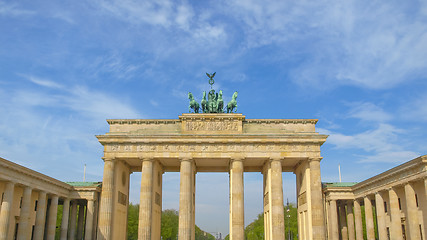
left=127, top=204, right=215, bottom=240
left=224, top=202, right=298, bottom=240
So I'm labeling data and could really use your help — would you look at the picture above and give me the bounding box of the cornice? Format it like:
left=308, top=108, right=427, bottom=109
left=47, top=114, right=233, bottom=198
left=106, top=118, right=319, bottom=125
left=245, top=119, right=318, bottom=124
left=96, top=134, right=328, bottom=144
left=351, top=155, right=426, bottom=193
left=107, top=119, right=179, bottom=125
left=0, top=157, right=73, bottom=192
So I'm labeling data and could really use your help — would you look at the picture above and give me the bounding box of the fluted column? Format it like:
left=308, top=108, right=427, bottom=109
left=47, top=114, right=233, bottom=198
left=34, top=191, right=47, bottom=240
left=404, top=183, right=420, bottom=240
left=46, top=195, right=59, bottom=240
left=388, top=188, right=402, bottom=240
left=60, top=198, right=70, bottom=240
left=329, top=200, right=339, bottom=240
left=346, top=201, right=355, bottom=240
left=270, top=158, right=285, bottom=239
left=97, top=158, right=116, bottom=240
left=85, top=200, right=95, bottom=240
left=77, top=203, right=86, bottom=240
left=229, top=158, right=244, bottom=240
left=178, top=158, right=194, bottom=240
left=309, top=157, right=326, bottom=240
left=424, top=178, right=427, bottom=240
left=353, top=199, right=363, bottom=240
left=363, top=196, right=375, bottom=240
left=17, top=186, right=32, bottom=240
left=374, top=192, right=387, bottom=240
left=339, top=203, right=348, bottom=240
left=68, top=200, right=78, bottom=240
left=138, top=158, right=154, bottom=240
left=0, top=181, right=15, bottom=240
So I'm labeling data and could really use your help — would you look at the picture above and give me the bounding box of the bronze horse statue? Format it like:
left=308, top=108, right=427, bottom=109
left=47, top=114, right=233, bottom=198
left=201, top=91, right=207, bottom=113
left=188, top=92, right=200, bottom=113
left=227, top=91, right=238, bottom=113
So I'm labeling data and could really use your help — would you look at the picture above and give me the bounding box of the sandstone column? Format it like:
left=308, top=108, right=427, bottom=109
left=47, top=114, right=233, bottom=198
left=270, top=158, right=285, bottom=239
left=85, top=200, right=95, bottom=240
left=329, top=200, right=339, bottom=240
left=346, top=201, right=355, bottom=240
left=374, top=192, right=387, bottom=240
left=17, top=186, right=32, bottom=240
left=77, top=203, right=86, bottom=240
left=0, top=181, right=15, bottom=240
left=309, top=157, right=326, bottom=240
left=338, top=203, right=348, bottom=240
left=388, top=188, right=402, bottom=240
left=404, top=183, right=420, bottom=240
left=60, top=198, right=70, bottom=240
left=69, top=200, right=78, bottom=240
left=97, top=158, right=116, bottom=240
left=363, top=196, right=375, bottom=240
left=138, top=158, right=154, bottom=240
left=229, top=158, right=244, bottom=240
left=424, top=178, right=427, bottom=240
left=178, top=158, right=194, bottom=240
left=46, top=195, right=59, bottom=240
left=34, top=190, right=47, bottom=240
left=353, top=199, right=363, bottom=240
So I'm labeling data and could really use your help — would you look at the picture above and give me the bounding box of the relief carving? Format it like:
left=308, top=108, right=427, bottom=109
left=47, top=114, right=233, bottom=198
left=185, top=121, right=239, bottom=132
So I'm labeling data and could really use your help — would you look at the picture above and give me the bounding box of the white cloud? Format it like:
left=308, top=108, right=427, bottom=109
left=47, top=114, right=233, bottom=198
left=400, top=93, right=427, bottom=122
left=346, top=102, right=392, bottom=122
left=0, top=1, right=35, bottom=16
left=22, top=75, right=64, bottom=89
left=0, top=76, right=141, bottom=179
left=357, top=151, right=419, bottom=163
left=319, top=123, right=420, bottom=163
left=223, top=0, right=427, bottom=89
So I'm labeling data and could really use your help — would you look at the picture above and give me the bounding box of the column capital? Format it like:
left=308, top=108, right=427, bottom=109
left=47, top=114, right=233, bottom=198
left=269, top=157, right=284, bottom=162
left=230, top=155, right=245, bottom=161
left=139, top=157, right=154, bottom=162
left=179, top=157, right=193, bottom=162
left=102, top=157, right=116, bottom=162
left=308, top=157, right=323, bottom=162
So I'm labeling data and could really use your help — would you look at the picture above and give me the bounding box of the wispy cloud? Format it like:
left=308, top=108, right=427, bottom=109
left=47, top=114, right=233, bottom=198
left=22, top=75, right=64, bottom=89
left=319, top=124, right=419, bottom=163
left=346, top=102, right=392, bottom=122
left=223, top=1, right=427, bottom=90
left=0, top=1, right=35, bottom=17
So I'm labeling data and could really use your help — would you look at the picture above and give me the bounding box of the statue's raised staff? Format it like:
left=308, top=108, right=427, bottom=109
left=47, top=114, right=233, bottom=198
left=227, top=91, right=238, bottom=113
left=188, top=92, right=200, bottom=113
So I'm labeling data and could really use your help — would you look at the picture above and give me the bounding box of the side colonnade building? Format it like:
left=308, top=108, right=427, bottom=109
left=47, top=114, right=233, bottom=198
left=324, top=155, right=427, bottom=240
left=0, top=157, right=101, bottom=240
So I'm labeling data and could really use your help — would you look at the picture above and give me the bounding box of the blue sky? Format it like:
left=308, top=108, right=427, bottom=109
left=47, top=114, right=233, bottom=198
left=1, top=0, right=427, bottom=236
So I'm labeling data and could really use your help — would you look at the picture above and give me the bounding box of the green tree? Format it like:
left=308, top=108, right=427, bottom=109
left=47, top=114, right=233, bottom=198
left=127, top=203, right=139, bottom=240
left=127, top=206, right=215, bottom=240
left=245, top=213, right=264, bottom=240
left=161, top=209, right=179, bottom=240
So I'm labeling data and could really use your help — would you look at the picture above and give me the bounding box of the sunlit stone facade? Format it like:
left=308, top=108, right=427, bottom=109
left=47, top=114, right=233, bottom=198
left=323, top=155, right=427, bottom=240
left=96, top=113, right=328, bottom=240
left=1, top=113, right=426, bottom=240
left=0, top=157, right=101, bottom=240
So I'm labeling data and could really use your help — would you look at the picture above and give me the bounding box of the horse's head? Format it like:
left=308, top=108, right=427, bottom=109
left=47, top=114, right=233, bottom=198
left=202, top=91, right=206, bottom=99
left=233, top=91, right=238, bottom=99
left=219, top=90, right=223, bottom=97
left=188, top=92, right=193, bottom=99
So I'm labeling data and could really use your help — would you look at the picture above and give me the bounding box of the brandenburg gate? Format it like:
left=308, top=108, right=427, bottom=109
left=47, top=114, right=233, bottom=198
left=96, top=113, right=328, bottom=240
